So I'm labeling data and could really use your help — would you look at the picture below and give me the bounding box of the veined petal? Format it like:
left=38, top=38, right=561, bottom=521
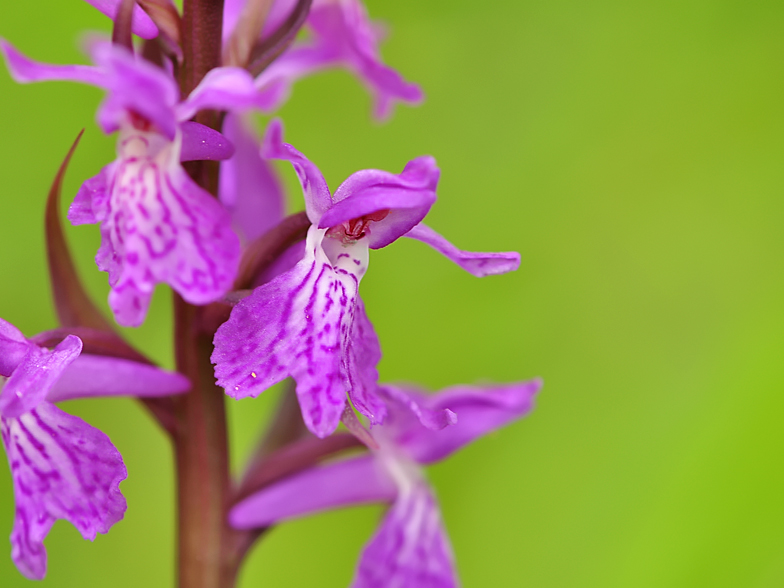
left=384, top=380, right=542, bottom=465
left=94, top=128, right=240, bottom=326
left=213, top=226, right=379, bottom=437
left=0, top=319, right=31, bottom=377
left=0, top=39, right=105, bottom=87
left=0, top=336, right=82, bottom=419
left=179, top=121, right=236, bottom=162
left=176, top=67, right=270, bottom=122
left=230, top=455, right=397, bottom=528
left=1, top=402, right=127, bottom=580
left=343, top=297, right=386, bottom=425
left=83, top=0, right=159, bottom=39
left=219, top=113, right=285, bottom=244
left=261, top=119, right=332, bottom=223
left=352, top=483, right=457, bottom=588
left=46, top=355, right=190, bottom=403
left=70, top=164, right=113, bottom=226
left=405, top=223, right=521, bottom=277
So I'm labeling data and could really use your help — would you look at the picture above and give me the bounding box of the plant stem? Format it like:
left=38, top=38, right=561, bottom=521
left=176, top=3, right=235, bottom=587
left=173, top=299, right=239, bottom=588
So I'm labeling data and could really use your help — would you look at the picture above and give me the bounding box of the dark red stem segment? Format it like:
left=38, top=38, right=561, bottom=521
left=173, top=298, right=241, bottom=588
left=180, top=0, right=225, bottom=97
left=175, top=3, right=236, bottom=587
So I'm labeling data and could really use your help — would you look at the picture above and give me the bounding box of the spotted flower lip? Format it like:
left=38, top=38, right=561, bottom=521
left=0, top=38, right=272, bottom=326
left=230, top=380, right=542, bottom=588
left=0, top=318, right=189, bottom=580
left=223, top=0, right=423, bottom=119
left=212, top=119, right=523, bottom=438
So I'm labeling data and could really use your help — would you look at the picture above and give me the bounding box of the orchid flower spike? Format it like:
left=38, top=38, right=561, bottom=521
left=0, top=318, right=189, bottom=579
left=230, top=380, right=542, bottom=587
left=0, top=38, right=272, bottom=326
left=212, top=119, right=521, bottom=438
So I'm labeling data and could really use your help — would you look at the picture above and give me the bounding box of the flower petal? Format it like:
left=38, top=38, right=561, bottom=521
left=179, top=121, right=236, bottom=162
left=261, top=119, right=332, bottom=224
left=176, top=67, right=271, bottom=122
left=255, top=0, right=423, bottom=119
left=213, top=226, right=379, bottom=437
left=0, top=39, right=104, bottom=87
left=383, top=380, right=542, bottom=465
left=308, top=0, right=424, bottom=120
left=343, top=297, right=386, bottom=425
left=69, top=164, right=113, bottom=226
left=352, top=483, right=457, bottom=588
left=219, top=113, right=285, bottom=244
left=46, top=355, right=190, bottom=403
left=230, top=455, right=396, bottom=528
left=88, top=41, right=179, bottom=139
left=0, top=336, right=82, bottom=419
left=0, top=318, right=31, bottom=377
left=405, top=223, right=521, bottom=277
left=83, top=0, right=159, bottom=39
left=1, top=402, right=127, bottom=580
left=320, top=156, right=440, bottom=249
left=89, top=129, right=240, bottom=326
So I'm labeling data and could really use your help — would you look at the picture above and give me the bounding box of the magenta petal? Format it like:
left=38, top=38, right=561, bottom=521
left=352, top=484, right=457, bottom=588
left=0, top=319, right=31, bottom=377
left=320, top=156, right=439, bottom=248
left=176, top=67, right=270, bottom=122
left=230, top=455, right=397, bottom=529
left=82, top=0, right=159, bottom=39
left=1, top=402, right=127, bottom=580
left=380, top=385, right=456, bottom=433
left=89, top=42, right=179, bottom=139
left=344, top=297, right=386, bottom=425
left=385, top=380, right=542, bottom=465
left=179, top=121, right=236, bottom=162
left=46, top=355, right=190, bottom=403
left=0, top=336, right=82, bottom=419
left=213, top=226, right=379, bottom=437
left=219, top=113, right=285, bottom=244
left=0, top=39, right=104, bottom=87
left=405, top=223, right=521, bottom=277
left=92, top=129, right=240, bottom=327
left=261, top=119, right=332, bottom=224
left=306, top=0, right=424, bottom=120
left=70, top=165, right=112, bottom=226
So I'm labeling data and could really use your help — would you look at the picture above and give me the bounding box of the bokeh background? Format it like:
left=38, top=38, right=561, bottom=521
left=1, top=0, right=784, bottom=586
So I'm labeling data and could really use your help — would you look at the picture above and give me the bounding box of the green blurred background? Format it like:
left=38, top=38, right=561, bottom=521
left=1, top=0, right=783, bottom=585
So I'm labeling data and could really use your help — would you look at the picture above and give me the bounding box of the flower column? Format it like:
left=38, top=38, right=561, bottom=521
left=174, top=1, right=236, bottom=587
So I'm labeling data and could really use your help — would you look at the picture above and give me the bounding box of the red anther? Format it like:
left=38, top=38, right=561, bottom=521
left=128, top=110, right=154, bottom=132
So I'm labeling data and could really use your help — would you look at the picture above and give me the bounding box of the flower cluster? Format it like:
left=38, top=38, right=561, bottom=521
left=0, top=0, right=541, bottom=585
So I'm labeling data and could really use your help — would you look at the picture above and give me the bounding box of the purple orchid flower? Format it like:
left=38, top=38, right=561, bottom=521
left=230, top=379, right=541, bottom=587
left=0, top=38, right=273, bottom=327
left=223, top=0, right=423, bottom=119
left=211, top=119, right=521, bottom=438
left=0, top=318, right=189, bottom=579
